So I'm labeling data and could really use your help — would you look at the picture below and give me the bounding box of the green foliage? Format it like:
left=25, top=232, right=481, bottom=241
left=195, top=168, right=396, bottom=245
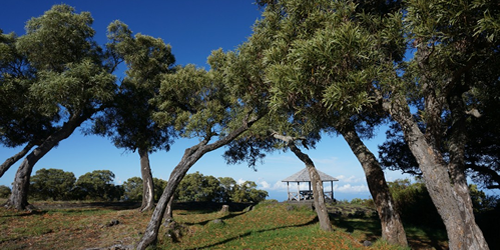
left=29, top=168, right=76, bottom=201
left=1, top=4, right=118, bottom=210
left=231, top=180, right=268, bottom=203
left=174, top=172, right=267, bottom=203
left=218, top=177, right=237, bottom=203
left=122, top=176, right=168, bottom=202
left=348, top=198, right=375, bottom=209
left=469, top=184, right=498, bottom=213
left=122, top=176, right=143, bottom=201
left=176, top=172, right=221, bottom=202
left=388, top=179, right=443, bottom=228
left=92, top=21, right=176, bottom=154
left=0, top=185, right=11, bottom=198
left=153, top=177, right=167, bottom=202
left=74, top=170, right=123, bottom=201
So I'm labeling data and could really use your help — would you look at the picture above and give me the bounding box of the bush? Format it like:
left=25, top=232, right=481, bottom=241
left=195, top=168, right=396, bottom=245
left=29, top=168, right=76, bottom=200
left=349, top=198, right=375, bottom=208
left=389, top=179, right=443, bottom=228
left=0, top=185, right=11, bottom=198
left=74, top=170, right=123, bottom=201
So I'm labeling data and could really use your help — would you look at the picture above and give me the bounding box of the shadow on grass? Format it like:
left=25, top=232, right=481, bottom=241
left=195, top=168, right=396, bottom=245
left=33, top=201, right=142, bottom=211
left=0, top=209, right=47, bottom=218
left=332, top=216, right=381, bottom=241
left=407, top=225, right=447, bottom=250
left=183, top=210, right=249, bottom=226
left=186, top=216, right=320, bottom=250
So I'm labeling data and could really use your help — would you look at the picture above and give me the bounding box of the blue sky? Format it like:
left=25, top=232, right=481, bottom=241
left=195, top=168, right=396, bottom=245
left=0, top=0, right=419, bottom=201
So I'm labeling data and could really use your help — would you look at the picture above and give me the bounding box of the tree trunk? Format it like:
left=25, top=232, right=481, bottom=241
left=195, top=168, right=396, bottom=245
left=271, top=132, right=333, bottom=232
left=136, top=114, right=259, bottom=250
left=0, top=142, right=36, bottom=178
left=447, top=88, right=488, bottom=250
left=384, top=95, right=489, bottom=250
left=4, top=113, right=88, bottom=211
left=289, top=143, right=333, bottom=232
left=138, top=148, right=155, bottom=212
left=163, top=195, right=175, bottom=226
left=339, top=122, right=407, bottom=246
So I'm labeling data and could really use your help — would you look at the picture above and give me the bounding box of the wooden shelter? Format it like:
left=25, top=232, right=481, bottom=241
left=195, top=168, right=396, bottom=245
left=282, top=168, right=339, bottom=201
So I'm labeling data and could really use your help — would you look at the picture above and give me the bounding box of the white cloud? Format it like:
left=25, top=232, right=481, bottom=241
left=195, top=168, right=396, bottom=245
left=335, top=184, right=369, bottom=193
left=335, top=175, right=364, bottom=183
left=259, top=180, right=271, bottom=189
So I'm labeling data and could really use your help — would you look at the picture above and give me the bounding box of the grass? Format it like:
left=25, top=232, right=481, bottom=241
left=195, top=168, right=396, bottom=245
left=0, top=199, right=447, bottom=249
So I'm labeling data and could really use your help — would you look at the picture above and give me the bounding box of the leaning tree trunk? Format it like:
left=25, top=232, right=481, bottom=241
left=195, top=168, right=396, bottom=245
left=0, top=142, right=36, bottom=178
left=272, top=132, right=333, bottom=231
left=339, top=122, right=407, bottom=246
left=290, top=144, right=333, bottom=231
left=163, top=195, right=175, bottom=226
left=385, top=95, right=489, bottom=250
left=447, top=88, right=488, bottom=250
left=4, top=113, right=87, bottom=211
left=138, top=148, right=155, bottom=212
left=136, top=115, right=259, bottom=250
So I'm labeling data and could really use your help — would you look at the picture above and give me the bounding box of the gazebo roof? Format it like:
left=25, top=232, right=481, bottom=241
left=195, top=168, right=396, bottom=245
left=282, top=168, right=339, bottom=182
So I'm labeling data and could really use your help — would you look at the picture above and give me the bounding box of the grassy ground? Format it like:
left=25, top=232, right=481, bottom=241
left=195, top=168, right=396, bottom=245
left=0, top=198, right=447, bottom=249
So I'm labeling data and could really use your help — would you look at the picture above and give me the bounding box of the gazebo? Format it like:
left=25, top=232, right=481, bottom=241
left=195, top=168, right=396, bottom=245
left=282, top=168, right=339, bottom=201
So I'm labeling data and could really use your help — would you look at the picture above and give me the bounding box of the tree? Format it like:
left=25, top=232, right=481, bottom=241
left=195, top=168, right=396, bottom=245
left=29, top=168, right=76, bottom=201
left=123, top=177, right=167, bottom=202
left=0, top=30, right=54, bottom=178
left=1, top=5, right=118, bottom=210
left=249, top=0, right=407, bottom=244
left=218, top=177, right=238, bottom=203
left=176, top=172, right=221, bottom=202
left=136, top=47, right=266, bottom=248
left=379, top=98, right=500, bottom=190
left=74, top=170, right=122, bottom=201
left=92, top=21, right=176, bottom=212
left=152, top=178, right=167, bottom=202
left=122, top=176, right=143, bottom=201
left=258, top=0, right=500, bottom=248
left=376, top=1, right=499, bottom=248
left=232, top=180, right=268, bottom=203
left=0, top=185, right=11, bottom=198
left=388, top=179, right=442, bottom=228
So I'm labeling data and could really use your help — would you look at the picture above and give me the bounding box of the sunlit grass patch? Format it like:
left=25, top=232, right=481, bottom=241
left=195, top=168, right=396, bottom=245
left=156, top=202, right=393, bottom=250
left=0, top=201, right=447, bottom=249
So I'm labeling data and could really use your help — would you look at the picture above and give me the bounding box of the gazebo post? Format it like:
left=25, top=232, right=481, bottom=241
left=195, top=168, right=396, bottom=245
left=330, top=181, right=333, bottom=200
left=297, top=181, right=300, bottom=201
left=286, top=182, right=290, bottom=200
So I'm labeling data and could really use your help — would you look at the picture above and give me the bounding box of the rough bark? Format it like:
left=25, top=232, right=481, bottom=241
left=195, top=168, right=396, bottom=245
left=339, top=122, right=407, bottom=246
left=136, top=114, right=259, bottom=250
left=163, top=195, right=175, bottom=225
left=272, top=132, right=333, bottom=232
left=4, top=113, right=88, bottom=211
left=383, top=95, right=489, bottom=250
left=138, top=148, right=155, bottom=212
left=0, top=142, right=36, bottom=178
left=290, top=145, right=333, bottom=231
left=446, top=87, right=488, bottom=250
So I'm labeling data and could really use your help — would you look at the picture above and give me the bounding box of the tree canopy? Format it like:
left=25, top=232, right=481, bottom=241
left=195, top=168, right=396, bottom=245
left=1, top=4, right=119, bottom=210
left=29, top=168, right=76, bottom=201
left=74, top=170, right=123, bottom=201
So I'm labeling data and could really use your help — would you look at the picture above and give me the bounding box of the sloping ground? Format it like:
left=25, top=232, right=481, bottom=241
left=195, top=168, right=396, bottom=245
left=0, top=200, right=445, bottom=249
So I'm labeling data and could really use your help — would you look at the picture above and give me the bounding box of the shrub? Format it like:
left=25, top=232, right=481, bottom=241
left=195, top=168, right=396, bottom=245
left=389, top=179, right=443, bottom=228
left=0, top=185, right=11, bottom=198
